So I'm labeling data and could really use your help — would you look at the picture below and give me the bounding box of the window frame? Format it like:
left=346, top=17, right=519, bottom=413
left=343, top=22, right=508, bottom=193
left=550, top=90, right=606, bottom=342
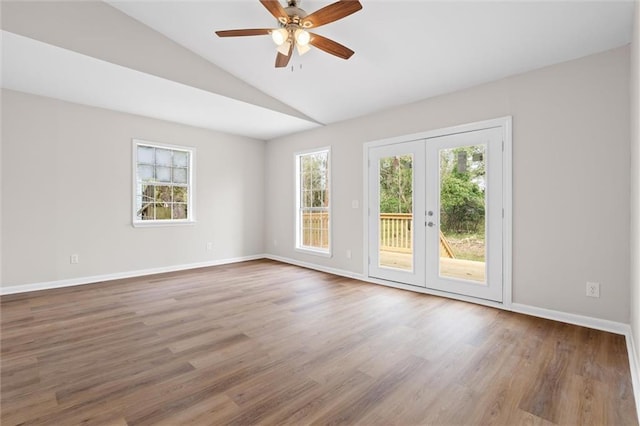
left=295, top=147, right=332, bottom=257
left=132, top=139, right=196, bottom=227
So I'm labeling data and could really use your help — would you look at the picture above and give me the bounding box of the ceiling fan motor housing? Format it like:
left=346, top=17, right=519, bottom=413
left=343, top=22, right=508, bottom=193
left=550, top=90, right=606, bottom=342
left=282, top=6, right=308, bottom=26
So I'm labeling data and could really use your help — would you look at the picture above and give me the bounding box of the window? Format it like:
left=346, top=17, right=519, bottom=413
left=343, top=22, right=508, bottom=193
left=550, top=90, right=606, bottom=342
left=132, top=140, right=194, bottom=226
left=296, top=148, right=331, bottom=255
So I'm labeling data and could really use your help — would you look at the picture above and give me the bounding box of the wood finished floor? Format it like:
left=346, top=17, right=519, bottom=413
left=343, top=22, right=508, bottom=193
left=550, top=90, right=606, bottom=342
left=1, top=259, right=637, bottom=425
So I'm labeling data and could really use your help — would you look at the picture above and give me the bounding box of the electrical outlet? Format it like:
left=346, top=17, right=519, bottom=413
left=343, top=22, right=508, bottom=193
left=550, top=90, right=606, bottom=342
left=586, top=282, right=600, bottom=298
left=206, top=242, right=213, bottom=251
left=273, top=239, right=278, bottom=247
left=352, top=200, right=359, bottom=209
left=346, top=249, right=352, bottom=259
left=70, top=254, right=79, bottom=264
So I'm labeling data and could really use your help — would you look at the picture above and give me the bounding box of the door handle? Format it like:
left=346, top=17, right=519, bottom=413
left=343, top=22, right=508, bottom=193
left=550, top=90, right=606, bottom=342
left=427, top=221, right=435, bottom=227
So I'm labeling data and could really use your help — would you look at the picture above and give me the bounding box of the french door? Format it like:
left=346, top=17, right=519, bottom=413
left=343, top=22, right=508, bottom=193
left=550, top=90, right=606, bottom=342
left=368, top=140, right=426, bottom=286
left=368, top=127, right=504, bottom=302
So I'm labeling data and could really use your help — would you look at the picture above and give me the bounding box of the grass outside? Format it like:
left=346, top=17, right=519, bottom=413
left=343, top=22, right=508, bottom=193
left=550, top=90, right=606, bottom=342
left=443, top=232, right=485, bottom=262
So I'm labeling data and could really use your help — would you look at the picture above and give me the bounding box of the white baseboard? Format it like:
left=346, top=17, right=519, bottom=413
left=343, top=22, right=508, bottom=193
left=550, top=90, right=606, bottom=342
left=264, top=254, right=366, bottom=281
left=0, top=254, right=266, bottom=296
left=264, top=254, right=507, bottom=309
left=510, top=303, right=629, bottom=335
left=265, top=254, right=632, bottom=336
left=626, top=331, right=640, bottom=424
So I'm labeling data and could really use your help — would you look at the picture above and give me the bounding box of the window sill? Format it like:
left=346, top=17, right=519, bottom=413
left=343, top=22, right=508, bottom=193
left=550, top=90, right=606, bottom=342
left=132, top=220, right=196, bottom=228
left=295, top=247, right=332, bottom=258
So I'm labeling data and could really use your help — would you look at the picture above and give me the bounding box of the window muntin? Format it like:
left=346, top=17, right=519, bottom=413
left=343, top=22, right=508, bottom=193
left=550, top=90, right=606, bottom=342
left=296, top=149, right=331, bottom=255
left=133, top=140, right=194, bottom=225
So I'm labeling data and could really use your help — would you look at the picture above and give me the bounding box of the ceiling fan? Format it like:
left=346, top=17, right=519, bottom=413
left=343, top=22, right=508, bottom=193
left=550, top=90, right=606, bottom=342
left=215, top=0, right=363, bottom=68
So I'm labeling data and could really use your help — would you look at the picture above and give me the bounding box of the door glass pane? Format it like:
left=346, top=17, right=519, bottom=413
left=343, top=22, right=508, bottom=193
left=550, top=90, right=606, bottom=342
left=379, top=155, right=413, bottom=271
left=439, top=145, right=486, bottom=283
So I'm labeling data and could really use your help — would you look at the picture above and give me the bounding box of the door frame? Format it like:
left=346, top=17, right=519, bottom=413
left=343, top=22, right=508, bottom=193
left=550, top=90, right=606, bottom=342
left=362, top=116, right=513, bottom=307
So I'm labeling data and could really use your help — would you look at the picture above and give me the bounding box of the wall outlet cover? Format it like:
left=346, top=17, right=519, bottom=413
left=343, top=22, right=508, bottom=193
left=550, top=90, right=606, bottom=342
left=586, top=282, right=600, bottom=298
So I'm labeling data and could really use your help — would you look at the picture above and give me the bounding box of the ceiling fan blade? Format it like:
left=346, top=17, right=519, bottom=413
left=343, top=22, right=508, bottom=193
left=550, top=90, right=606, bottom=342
left=275, top=42, right=294, bottom=68
left=260, top=0, right=288, bottom=24
left=309, top=33, right=354, bottom=60
left=215, top=29, right=273, bottom=37
left=301, top=0, right=362, bottom=29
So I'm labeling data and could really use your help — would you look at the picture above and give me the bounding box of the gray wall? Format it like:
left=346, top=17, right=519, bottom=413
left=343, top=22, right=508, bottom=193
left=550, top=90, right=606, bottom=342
left=1, top=89, right=265, bottom=287
left=631, top=1, right=640, bottom=363
left=265, top=47, right=631, bottom=323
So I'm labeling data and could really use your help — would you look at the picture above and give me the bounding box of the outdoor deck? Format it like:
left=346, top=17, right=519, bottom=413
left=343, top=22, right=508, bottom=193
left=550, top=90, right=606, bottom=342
left=303, top=212, right=486, bottom=283
left=380, top=251, right=486, bottom=283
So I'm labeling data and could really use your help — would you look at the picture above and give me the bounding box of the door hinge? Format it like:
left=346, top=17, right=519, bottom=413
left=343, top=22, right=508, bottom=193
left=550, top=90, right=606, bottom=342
left=368, top=256, right=371, bottom=265
left=502, top=208, right=504, bottom=218
left=502, top=140, right=504, bottom=151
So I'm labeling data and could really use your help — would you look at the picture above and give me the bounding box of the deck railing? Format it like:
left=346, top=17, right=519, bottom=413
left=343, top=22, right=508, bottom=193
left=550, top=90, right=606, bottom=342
left=301, top=212, right=412, bottom=252
left=379, top=213, right=455, bottom=258
left=380, top=213, right=413, bottom=253
left=302, top=212, right=453, bottom=258
left=302, top=211, right=329, bottom=248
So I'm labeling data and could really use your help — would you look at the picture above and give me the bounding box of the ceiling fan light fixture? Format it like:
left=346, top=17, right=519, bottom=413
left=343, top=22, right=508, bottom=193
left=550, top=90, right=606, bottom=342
left=277, top=41, right=292, bottom=55
left=294, top=28, right=310, bottom=46
left=271, top=28, right=289, bottom=46
left=296, top=42, right=311, bottom=56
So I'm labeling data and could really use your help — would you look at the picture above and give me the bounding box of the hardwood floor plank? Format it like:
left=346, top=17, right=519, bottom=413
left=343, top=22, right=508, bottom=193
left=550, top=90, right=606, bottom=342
left=518, top=323, right=576, bottom=423
left=224, top=378, right=320, bottom=426
left=55, top=356, right=194, bottom=404
left=310, top=355, right=429, bottom=425
left=266, top=370, right=374, bottom=425
left=153, top=393, right=240, bottom=426
left=0, top=391, right=58, bottom=425
left=1, top=259, right=637, bottom=425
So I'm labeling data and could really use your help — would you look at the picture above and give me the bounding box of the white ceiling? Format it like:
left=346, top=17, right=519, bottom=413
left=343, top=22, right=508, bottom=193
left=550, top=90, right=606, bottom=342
left=1, top=30, right=319, bottom=140
left=1, top=1, right=634, bottom=140
left=108, top=0, right=635, bottom=126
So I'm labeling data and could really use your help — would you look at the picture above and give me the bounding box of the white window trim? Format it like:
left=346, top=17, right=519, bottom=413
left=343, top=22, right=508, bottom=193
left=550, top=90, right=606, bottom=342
left=295, top=147, right=332, bottom=257
left=132, top=139, right=196, bottom=227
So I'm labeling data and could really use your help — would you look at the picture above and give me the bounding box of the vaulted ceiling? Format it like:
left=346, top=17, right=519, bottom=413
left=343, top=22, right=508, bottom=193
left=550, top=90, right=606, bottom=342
left=1, top=1, right=635, bottom=139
